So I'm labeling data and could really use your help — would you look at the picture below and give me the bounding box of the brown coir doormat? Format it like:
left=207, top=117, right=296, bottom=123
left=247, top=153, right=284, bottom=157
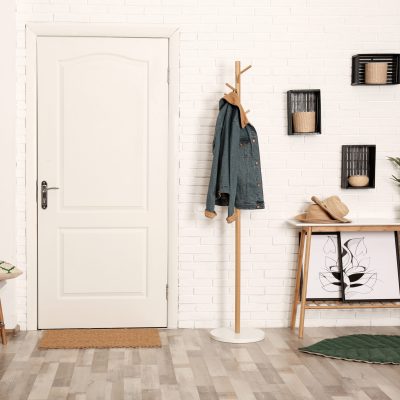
left=38, top=328, right=161, bottom=349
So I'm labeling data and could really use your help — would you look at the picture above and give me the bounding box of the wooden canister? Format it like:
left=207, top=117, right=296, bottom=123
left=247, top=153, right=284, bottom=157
left=365, top=62, right=388, bottom=84
left=292, top=111, right=316, bottom=133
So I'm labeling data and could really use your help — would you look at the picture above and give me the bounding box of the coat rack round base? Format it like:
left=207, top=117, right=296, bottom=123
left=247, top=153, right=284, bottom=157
left=210, top=327, right=265, bottom=344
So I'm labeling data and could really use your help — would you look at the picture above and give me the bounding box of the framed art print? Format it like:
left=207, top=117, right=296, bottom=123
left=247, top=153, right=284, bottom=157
left=303, top=233, right=343, bottom=301
left=340, top=231, right=400, bottom=302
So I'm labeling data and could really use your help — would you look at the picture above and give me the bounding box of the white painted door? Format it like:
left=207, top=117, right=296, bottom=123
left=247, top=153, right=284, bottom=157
left=37, top=37, right=169, bottom=329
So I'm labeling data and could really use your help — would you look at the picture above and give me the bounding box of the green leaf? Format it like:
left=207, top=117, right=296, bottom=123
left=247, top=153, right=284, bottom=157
left=388, top=157, right=400, bottom=184
left=388, top=157, right=400, bottom=168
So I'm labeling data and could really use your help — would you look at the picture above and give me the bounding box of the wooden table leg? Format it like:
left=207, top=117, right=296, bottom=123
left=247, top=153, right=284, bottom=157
left=298, top=227, right=312, bottom=339
left=290, top=229, right=305, bottom=330
left=0, top=299, right=7, bottom=345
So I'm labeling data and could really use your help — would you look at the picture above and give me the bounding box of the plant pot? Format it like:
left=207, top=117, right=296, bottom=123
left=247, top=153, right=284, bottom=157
left=365, top=62, right=388, bottom=84
left=348, top=175, right=369, bottom=187
left=292, top=111, right=316, bottom=133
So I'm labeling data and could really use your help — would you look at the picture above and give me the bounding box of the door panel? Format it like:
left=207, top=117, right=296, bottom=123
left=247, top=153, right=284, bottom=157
left=61, top=54, right=148, bottom=209
left=61, top=228, right=147, bottom=296
left=37, top=37, right=168, bottom=329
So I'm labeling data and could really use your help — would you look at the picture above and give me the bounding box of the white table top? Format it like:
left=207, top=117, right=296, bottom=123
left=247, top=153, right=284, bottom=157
left=288, top=219, right=400, bottom=227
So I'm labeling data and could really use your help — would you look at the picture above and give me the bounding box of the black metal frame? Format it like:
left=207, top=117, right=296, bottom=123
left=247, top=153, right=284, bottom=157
left=341, top=145, right=376, bottom=189
left=351, top=54, right=400, bottom=85
left=287, top=89, right=321, bottom=135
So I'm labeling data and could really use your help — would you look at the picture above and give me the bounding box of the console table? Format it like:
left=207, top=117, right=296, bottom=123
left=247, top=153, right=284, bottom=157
left=0, top=281, right=7, bottom=345
left=288, top=219, right=400, bottom=338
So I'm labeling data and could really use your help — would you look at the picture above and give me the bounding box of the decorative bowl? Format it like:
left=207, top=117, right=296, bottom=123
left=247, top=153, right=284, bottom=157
left=348, top=175, right=369, bottom=187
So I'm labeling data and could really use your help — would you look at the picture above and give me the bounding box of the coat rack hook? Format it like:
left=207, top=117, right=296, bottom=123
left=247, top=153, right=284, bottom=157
left=240, top=65, right=252, bottom=75
left=225, top=82, right=236, bottom=92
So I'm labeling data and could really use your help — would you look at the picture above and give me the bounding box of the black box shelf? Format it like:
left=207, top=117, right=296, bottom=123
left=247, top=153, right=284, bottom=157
left=352, top=54, right=400, bottom=85
left=287, top=90, right=321, bottom=135
left=341, top=145, right=376, bottom=189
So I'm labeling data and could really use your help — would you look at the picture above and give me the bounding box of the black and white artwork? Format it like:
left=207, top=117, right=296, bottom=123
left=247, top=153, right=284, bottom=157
left=304, top=233, right=342, bottom=301
left=340, top=231, right=400, bottom=302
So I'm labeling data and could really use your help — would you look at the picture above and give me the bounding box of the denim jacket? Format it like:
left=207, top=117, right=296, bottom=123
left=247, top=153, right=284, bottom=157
left=205, top=92, right=265, bottom=223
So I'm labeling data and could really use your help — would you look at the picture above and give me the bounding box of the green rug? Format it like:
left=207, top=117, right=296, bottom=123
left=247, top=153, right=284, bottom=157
left=299, top=334, right=400, bottom=365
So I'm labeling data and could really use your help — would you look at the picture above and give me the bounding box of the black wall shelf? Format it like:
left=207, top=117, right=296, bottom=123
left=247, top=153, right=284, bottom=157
left=287, top=90, right=321, bottom=135
left=352, top=54, right=400, bottom=85
left=341, top=145, right=376, bottom=189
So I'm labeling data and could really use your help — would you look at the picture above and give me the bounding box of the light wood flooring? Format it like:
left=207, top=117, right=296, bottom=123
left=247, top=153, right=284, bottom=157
left=1, top=326, right=400, bottom=400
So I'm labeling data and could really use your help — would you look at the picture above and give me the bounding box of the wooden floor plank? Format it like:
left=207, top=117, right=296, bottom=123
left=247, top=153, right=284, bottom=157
left=0, top=328, right=399, bottom=399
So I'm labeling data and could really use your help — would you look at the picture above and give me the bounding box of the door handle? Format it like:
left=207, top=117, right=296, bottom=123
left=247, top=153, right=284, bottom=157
left=41, top=181, right=59, bottom=209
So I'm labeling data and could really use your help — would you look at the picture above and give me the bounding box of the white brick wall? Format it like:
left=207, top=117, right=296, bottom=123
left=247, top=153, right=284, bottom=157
left=15, top=0, right=400, bottom=329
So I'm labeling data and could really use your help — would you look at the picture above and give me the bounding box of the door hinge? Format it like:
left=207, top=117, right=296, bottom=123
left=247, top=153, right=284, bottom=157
left=36, top=180, right=38, bottom=203
left=167, top=68, right=170, bottom=84
left=166, top=284, right=169, bottom=300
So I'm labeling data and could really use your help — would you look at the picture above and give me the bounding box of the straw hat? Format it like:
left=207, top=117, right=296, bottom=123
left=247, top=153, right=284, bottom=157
left=295, top=196, right=350, bottom=223
left=311, top=196, right=350, bottom=223
left=0, top=261, right=23, bottom=281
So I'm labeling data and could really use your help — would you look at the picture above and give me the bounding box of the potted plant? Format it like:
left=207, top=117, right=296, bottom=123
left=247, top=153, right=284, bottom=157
left=388, top=157, right=400, bottom=185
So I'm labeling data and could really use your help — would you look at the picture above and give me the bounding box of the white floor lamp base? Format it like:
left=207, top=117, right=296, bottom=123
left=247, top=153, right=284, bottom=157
left=210, top=327, right=265, bottom=344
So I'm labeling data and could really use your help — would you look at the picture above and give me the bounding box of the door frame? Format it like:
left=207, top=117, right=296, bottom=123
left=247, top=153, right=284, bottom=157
left=26, top=23, right=179, bottom=330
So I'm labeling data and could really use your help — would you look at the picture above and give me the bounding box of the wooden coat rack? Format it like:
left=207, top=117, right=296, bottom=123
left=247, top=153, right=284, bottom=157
left=210, top=61, right=265, bottom=344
